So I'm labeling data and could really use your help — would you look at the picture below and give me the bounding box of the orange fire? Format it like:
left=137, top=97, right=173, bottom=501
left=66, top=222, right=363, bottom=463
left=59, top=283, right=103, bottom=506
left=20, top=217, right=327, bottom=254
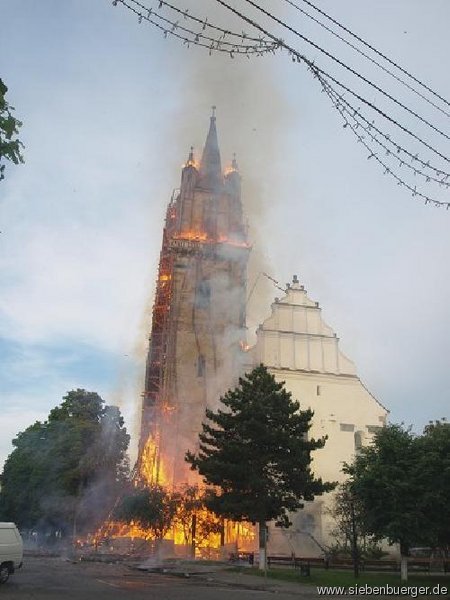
left=172, top=230, right=250, bottom=249
left=93, top=433, right=255, bottom=556
left=239, top=340, right=251, bottom=352
left=173, top=230, right=208, bottom=242
left=139, top=433, right=169, bottom=488
left=183, top=158, right=199, bottom=169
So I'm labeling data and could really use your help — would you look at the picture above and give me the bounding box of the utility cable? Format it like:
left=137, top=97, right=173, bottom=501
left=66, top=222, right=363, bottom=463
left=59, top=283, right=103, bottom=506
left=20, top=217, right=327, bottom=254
left=113, top=0, right=278, bottom=54
left=280, top=0, right=450, bottom=118
left=240, top=0, right=450, bottom=142
left=113, top=0, right=450, bottom=206
left=213, top=0, right=450, bottom=166
left=213, top=0, right=450, bottom=206
left=292, top=0, right=450, bottom=111
left=319, top=77, right=449, bottom=207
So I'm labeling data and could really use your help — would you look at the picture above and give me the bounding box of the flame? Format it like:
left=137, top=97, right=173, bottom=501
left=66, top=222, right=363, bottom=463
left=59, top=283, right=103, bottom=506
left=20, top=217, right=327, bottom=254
left=183, top=159, right=199, bottom=169
left=139, top=433, right=169, bottom=488
left=93, top=433, right=256, bottom=555
left=173, top=231, right=208, bottom=242
left=239, top=340, right=251, bottom=352
left=172, top=230, right=250, bottom=249
left=224, top=166, right=238, bottom=176
left=161, top=402, right=177, bottom=416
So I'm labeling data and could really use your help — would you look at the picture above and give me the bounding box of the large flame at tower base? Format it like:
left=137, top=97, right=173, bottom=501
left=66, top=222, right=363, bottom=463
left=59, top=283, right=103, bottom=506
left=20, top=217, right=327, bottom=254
left=94, top=433, right=256, bottom=559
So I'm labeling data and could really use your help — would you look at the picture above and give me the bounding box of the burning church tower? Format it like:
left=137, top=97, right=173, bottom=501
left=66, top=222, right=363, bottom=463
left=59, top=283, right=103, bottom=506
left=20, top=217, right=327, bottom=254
left=138, top=110, right=250, bottom=489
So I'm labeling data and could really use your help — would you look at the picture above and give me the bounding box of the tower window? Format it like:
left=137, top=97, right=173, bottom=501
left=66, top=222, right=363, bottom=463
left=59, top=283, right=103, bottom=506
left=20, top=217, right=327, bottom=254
left=195, top=279, right=211, bottom=308
left=197, top=355, right=205, bottom=377
left=354, top=431, right=364, bottom=451
left=316, top=385, right=321, bottom=396
left=340, top=423, right=355, bottom=432
left=367, top=425, right=381, bottom=434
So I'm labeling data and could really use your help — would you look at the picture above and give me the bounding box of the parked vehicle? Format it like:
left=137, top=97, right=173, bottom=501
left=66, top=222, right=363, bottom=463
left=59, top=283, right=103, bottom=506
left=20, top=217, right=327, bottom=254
left=0, top=523, right=23, bottom=583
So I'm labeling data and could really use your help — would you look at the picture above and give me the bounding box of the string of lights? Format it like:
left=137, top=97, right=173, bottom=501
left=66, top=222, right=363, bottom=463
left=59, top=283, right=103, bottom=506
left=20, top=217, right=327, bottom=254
left=213, top=0, right=449, bottom=166
left=111, top=0, right=450, bottom=207
left=280, top=0, right=450, bottom=119
left=246, top=271, right=286, bottom=305
left=322, top=85, right=450, bottom=187
left=313, top=66, right=450, bottom=167
left=294, top=0, right=450, bottom=112
left=212, top=0, right=449, bottom=207
left=240, top=0, right=450, bottom=143
left=262, top=272, right=287, bottom=293
left=144, top=0, right=273, bottom=43
left=111, top=0, right=278, bottom=55
left=319, top=76, right=450, bottom=208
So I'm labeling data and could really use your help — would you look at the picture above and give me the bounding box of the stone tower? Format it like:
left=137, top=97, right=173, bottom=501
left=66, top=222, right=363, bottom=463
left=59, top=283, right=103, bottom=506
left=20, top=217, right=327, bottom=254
left=139, top=111, right=250, bottom=488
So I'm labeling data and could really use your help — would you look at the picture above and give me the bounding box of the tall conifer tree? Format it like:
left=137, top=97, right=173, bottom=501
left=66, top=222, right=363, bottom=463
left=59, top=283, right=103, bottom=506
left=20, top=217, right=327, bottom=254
left=186, top=364, right=334, bottom=568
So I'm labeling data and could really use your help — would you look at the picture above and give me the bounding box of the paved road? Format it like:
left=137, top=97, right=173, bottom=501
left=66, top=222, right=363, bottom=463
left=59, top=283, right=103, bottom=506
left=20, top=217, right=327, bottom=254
left=1, top=556, right=299, bottom=599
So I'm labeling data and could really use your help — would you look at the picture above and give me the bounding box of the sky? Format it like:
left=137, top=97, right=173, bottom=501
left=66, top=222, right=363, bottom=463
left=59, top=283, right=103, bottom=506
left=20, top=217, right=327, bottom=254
left=1, top=0, right=449, bottom=469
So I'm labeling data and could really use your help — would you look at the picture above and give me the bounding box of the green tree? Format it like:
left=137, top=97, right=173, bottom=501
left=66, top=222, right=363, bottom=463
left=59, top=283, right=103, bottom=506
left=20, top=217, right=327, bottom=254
left=0, top=389, right=130, bottom=539
left=114, top=485, right=179, bottom=540
left=173, top=486, right=223, bottom=558
left=186, top=364, right=334, bottom=569
left=329, top=481, right=385, bottom=576
left=415, top=419, right=450, bottom=553
left=0, top=79, right=24, bottom=181
left=344, top=424, right=424, bottom=581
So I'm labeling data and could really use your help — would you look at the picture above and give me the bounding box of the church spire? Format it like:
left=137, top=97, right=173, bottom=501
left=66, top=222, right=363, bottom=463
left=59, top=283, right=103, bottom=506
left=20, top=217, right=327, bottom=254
left=199, top=106, right=222, bottom=189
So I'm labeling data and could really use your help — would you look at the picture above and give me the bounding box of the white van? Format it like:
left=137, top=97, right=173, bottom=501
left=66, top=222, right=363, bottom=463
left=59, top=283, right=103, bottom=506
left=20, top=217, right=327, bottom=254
left=0, top=523, right=23, bottom=583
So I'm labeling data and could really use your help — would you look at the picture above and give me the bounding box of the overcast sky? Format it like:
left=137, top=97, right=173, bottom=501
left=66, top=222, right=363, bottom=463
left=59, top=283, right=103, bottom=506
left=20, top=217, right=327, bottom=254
left=1, top=0, right=449, bottom=469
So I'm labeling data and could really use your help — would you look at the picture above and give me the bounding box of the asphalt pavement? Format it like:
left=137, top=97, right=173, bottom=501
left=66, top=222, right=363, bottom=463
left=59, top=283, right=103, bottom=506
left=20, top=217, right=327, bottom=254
left=0, top=556, right=311, bottom=599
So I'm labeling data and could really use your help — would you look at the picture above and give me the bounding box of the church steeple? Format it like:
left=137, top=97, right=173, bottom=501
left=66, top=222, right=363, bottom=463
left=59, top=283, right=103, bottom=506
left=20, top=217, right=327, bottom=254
left=199, top=106, right=222, bottom=189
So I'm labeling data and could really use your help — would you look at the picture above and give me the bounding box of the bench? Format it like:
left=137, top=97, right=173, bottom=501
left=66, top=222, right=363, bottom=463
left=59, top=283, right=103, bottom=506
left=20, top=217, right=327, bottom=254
left=408, top=559, right=431, bottom=573
left=267, top=555, right=297, bottom=567
left=362, top=560, right=399, bottom=572
left=267, top=555, right=313, bottom=576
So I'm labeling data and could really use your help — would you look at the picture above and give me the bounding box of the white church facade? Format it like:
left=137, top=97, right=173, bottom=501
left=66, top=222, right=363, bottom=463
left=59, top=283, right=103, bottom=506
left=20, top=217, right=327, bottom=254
left=249, top=275, right=388, bottom=556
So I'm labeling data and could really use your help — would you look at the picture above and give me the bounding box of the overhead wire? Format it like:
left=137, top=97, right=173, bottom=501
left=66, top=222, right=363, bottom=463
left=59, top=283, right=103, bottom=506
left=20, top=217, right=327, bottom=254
left=239, top=0, right=450, bottom=142
left=291, top=0, right=450, bottom=112
left=213, top=0, right=449, bottom=165
left=112, top=0, right=278, bottom=55
left=280, top=0, right=450, bottom=119
left=212, top=0, right=449, bottom=206
left=112, top=0, right=450, bottom=207
left=318, top=76, right=450, bottom=208
left=326, top=88, right=450, bottom=186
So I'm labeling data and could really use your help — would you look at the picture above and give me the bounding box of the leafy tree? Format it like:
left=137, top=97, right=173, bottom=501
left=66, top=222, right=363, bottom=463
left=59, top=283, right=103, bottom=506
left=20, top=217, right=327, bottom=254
left=329, top=481, right=385, bottom=576
left=173, top=486, right=223, bottom=557
left=0, top=389, right=130, bottom=539
left=114, top=485, right=179, bottom=540
left=415, top=419, right=450, bottom=553
left=0, top=79, right=24, bottom=181
left=186, top=364, right=334, bottom=569
left=345, top=424, right=424, bottom=581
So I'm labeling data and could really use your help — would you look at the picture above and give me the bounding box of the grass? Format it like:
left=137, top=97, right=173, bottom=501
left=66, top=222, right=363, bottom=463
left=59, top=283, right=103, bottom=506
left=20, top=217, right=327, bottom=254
left=229, top=566, right=450, bottom=589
